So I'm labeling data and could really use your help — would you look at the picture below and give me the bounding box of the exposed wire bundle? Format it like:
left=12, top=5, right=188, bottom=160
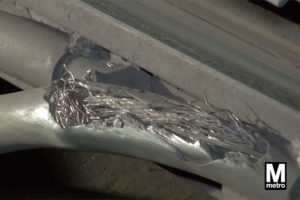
left=44, top=67, right=268, bottom=164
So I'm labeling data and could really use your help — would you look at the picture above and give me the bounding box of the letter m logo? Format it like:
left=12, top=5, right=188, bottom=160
left=265, top=162, right=287, bottom=190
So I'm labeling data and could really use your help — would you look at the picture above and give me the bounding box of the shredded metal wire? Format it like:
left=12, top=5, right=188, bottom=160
left=44, top=66, right=268, bottom=164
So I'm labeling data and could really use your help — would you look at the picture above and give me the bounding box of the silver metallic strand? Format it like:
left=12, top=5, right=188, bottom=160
left=44, top=69, right=268, bottom=165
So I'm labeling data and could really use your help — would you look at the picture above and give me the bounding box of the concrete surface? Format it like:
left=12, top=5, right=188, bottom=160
left=0, top=148, right=216, bottom=200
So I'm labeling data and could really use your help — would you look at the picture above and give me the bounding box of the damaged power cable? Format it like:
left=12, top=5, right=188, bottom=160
left=44, top=66, right=269, bottom=166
